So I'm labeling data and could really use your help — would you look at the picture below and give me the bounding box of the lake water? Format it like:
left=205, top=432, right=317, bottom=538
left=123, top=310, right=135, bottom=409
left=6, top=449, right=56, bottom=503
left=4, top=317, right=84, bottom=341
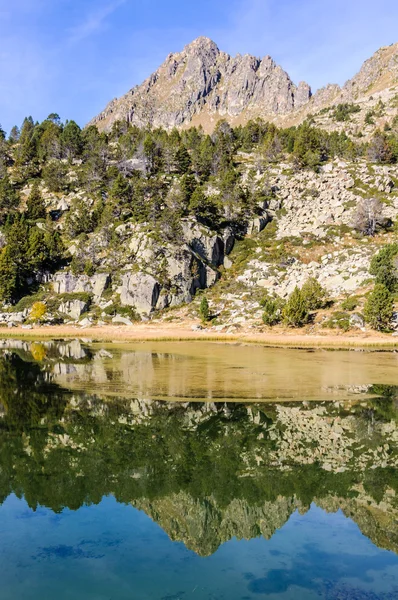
left=0, top=339, right=398, bottom=599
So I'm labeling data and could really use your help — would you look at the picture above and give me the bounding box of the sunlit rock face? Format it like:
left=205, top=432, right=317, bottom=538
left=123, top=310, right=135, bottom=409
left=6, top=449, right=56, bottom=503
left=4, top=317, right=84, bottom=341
left=89, top=36, right=312, bottom=132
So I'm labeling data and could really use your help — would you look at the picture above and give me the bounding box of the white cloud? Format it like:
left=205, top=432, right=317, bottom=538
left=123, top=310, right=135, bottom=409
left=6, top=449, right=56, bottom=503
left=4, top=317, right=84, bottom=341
left=67, top=0, right=127, bottom=44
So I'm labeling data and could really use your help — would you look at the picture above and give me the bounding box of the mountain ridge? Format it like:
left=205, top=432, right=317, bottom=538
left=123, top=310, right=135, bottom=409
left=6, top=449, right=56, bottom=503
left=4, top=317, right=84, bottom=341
left=89, top=37, right=398, bottom=132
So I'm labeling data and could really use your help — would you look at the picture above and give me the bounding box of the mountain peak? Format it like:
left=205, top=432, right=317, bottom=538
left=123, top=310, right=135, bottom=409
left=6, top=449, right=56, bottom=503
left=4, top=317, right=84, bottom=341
left=89, top=38, right=398, bottom=133
left=183, top=36, right=219, bottom=53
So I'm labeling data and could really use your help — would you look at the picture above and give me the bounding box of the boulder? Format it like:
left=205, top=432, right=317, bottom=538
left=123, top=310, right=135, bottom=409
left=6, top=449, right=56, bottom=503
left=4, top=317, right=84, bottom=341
left=120, top=272, right=160, bottom=315
left=181, top=219, right=225, bottom=267
left=112, top=315, right=133, bottom=326
left=349, top=314, right=365, bottom=328
left=59, top=299, right=88, bottom=320
left=247, top=214, right=270, bottom=235
left=52, top=272, right=110, bottom=297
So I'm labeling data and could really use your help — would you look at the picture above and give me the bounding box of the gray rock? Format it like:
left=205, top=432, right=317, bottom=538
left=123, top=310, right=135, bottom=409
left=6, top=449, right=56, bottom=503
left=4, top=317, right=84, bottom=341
left=79, top=318, right=92, bottom=327
left=52, top=272, right=110, bottom=297
left=349, top=314, right=365, bottom=328
left=120, top=272, right=160, bottom=315
left=112, top=315, right=133, bottom=326
left=59, top=299, right=88, bottom=320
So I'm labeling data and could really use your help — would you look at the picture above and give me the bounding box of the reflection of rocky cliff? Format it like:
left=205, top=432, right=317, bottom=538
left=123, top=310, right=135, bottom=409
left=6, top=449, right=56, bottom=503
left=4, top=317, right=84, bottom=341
left=133, top=492, right=303, bottom=556
left=133, top=491, right=398, bottom=557
left=0, top=347, right=397, bottom=556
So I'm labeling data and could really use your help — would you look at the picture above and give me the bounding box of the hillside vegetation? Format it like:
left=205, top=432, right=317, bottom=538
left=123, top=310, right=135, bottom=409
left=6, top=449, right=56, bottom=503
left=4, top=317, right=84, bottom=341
left=1, top=112, right=398, bottom=332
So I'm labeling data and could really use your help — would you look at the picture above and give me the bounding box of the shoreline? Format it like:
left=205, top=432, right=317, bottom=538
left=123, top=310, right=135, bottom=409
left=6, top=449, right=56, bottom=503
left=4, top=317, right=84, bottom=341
left=1, top=323, right=398, bottom=349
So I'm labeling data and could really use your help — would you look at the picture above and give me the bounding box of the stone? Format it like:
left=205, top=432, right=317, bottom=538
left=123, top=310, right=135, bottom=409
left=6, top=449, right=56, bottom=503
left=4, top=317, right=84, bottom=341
left=224, top=256, right=233, bottom=269
left=52, top=272, right=110, bottom=297
left=79, top=318, right=92, bottom=327
left=349, top=314, right=365, bottom=328
left=59, top=300, right=88, bottom=320
left=120, top=272, right=160, bottom=315
left=112, top=315, right=133, bottom=326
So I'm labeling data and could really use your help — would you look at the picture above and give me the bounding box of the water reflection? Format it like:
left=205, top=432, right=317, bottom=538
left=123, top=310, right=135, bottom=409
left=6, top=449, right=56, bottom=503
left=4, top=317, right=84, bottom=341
left=0, top=341, right=397, bottom=561
left=3, top=338, right=398, bottom=402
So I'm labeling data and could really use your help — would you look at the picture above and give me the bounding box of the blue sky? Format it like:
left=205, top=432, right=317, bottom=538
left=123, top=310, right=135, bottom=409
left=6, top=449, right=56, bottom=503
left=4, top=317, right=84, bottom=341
left=1, top=0, right=398, bottom=133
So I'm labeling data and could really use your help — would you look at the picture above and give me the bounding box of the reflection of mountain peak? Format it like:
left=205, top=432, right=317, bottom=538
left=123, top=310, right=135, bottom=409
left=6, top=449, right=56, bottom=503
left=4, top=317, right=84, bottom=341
left=133, top=491, right=398, bottom=556
left=0, top=345, right=398, bottom=555
left=133, top=492, right=303, bottom=556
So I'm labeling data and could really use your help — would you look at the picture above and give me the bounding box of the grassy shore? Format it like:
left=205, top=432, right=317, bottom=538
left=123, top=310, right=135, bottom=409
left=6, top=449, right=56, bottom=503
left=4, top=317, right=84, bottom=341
left=1, top=322, right=398, bottom=349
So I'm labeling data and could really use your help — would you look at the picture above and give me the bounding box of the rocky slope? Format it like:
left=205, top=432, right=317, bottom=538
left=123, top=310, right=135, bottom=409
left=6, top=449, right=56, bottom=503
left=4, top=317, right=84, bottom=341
left=90, top=37, right=398, bottom=133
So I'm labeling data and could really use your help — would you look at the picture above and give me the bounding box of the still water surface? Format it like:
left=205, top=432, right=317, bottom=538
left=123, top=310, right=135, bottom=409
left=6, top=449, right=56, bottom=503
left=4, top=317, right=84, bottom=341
left=0, top=339, right=397, bottom=599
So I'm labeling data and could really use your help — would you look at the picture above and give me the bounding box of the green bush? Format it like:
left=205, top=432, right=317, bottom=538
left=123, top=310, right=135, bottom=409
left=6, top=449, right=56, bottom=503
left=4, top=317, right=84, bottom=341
left=199, top=296, right=210, bottom=322
left=364, top=284, right=394, bottom=331
left=283, top=287, right=309, bottom=327
left=301, top=277, right=327, bottom=310
left=322, top=311, right=351, bottom=332
left=341, top=296, right=359, bottom=311
left=369, top=244, right=398, bottom=292
left=103, top=303, right=138, bottom=321
left=261, top=293, right=285, bottom=326
left=333, top=103, right=361, bottom=122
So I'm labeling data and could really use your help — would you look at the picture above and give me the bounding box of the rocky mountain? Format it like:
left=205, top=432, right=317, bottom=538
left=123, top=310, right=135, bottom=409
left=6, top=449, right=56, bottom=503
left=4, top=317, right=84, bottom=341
left=90, top=37, right=398, bottom=132
left=89, top=36, right=312, bottom=131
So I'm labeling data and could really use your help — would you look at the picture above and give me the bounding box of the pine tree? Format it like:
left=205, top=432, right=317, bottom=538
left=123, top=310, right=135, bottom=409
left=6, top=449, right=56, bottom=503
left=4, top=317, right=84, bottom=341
left=364, top=284, right=394, bottom=331
left=0, top=247, right=18, bottom=302
left=283, top=287, right=309, bottom=327
left=199, top=296, right=210, bottom=322
left=62, top=120, right=83, bottom=159
left=26, top=181, right=46, bottom=220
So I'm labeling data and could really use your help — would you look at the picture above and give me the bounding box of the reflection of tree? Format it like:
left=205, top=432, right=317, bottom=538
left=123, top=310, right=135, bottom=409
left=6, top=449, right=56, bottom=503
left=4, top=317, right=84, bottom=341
left=0, top=353, right=67, bottom=429
left=0, top=352, right=397, bottom=552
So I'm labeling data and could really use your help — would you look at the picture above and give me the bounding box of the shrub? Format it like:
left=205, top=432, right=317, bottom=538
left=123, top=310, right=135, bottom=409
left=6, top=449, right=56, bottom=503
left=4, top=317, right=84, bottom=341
left=199, top=296, right=210, bottom=322
left=333, top=103, right=361, bottom=122
left=283, top=287, right=309, bottom=327
left=261, top=293, right=285, bottom=326
left=322, top=311, right=351, bottom=332
left=301, top=277, right=327, bottom=310
left=369, top=244, right=398, bottom=291
left=364, top=284, right=394, bottom=331
left=29, top=301, right=46, bottom=322
left=341, top=296, right=358, bottom=311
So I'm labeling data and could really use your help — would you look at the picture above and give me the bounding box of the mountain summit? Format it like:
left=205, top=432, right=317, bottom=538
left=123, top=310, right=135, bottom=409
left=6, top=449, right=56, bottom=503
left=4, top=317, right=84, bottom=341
left=89, top=36, right=312, bottom=131
left=89, top=38, right=398, bottom=133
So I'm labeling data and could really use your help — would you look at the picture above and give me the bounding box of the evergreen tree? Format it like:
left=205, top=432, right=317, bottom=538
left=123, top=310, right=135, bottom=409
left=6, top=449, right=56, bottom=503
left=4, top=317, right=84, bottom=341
left=0, top=247, right=18, bottom=302
left=26, top=181, right=46, bottom=220
left=109, top=172, right=131, bottom=203
left=175, top=146, right=191, bottom=174
left=199, top=296, right=210, bottom=322
left=0, top=175, right=20, bottom=220
left=189, top=188, right=220, bottom=226
left=283, top=287, right=309, bottom=327
left=8, top=126, right=20, bottom=143
left=364, top=284, right=394, bottom=331
left=62, top=120, right=83, bottom=159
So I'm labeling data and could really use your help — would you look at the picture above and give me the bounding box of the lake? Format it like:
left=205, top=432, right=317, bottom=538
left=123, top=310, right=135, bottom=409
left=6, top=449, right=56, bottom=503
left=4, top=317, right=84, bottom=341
left=0, top=338, right=397, bottom=599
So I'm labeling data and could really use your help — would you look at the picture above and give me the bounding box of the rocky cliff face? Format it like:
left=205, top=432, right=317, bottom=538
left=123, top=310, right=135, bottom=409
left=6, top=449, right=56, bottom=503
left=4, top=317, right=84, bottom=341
left=89, top=36, right=312, bottom=131
left=90, top=38, right=398, bottom=132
